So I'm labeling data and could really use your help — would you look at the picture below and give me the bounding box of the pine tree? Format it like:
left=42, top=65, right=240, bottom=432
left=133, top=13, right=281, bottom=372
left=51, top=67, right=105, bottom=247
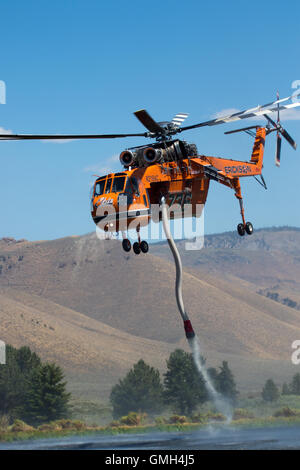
left=24, top=363, right=71, bottom=425
left=262, top=379, right=279, bottom=402
left=282, top=382, right=290, bottom=395
left=0, top=346, right=22, bottom=416
left=217, top=361, right=238, bottom=404
left=163, top=349, right=208, bottom=415
left=0, top=345, right=41, bottom=418
left=110, top=359, right=164, bottom=418
left=16, top=346, right=41, bottom=374
left=290, top=373, right=300, bottom=395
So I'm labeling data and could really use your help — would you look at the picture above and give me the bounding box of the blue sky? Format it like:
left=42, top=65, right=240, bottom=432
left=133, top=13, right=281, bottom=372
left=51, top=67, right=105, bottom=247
left=0, top=0, right=300, bottom=241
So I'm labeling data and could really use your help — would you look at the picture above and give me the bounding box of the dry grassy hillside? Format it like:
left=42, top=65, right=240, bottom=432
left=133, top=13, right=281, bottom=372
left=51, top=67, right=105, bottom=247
left=0, top=228, right=299, bottom=397
left=0, top=287, right=174, bottom=398
left=151, top=227, right=300, bottom=293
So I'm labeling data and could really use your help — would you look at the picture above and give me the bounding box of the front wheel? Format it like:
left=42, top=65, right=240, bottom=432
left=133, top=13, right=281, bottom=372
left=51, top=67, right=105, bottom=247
left=237, top=223, right=245, bottom=236
left=122, top=239, right=131, bottom=252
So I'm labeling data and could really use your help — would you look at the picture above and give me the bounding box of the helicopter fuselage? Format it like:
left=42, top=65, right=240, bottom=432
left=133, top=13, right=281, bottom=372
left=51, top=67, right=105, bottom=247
left=91, top=128, right=266, bottom=234
left=91, top=157, right=209, bottom=233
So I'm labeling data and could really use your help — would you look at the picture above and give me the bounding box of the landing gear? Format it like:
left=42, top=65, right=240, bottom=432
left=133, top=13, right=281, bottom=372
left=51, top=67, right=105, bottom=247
left=237, top=221, right=253, bottom=236
left=122, top=239, right=131, bottom=252
left=133, top=225, right=149, bottom=254
left=234, top=179, right=254, bottom=237
left=122, top=237, right=149, bottom=254
left=121, top=226, right=149, bottom=254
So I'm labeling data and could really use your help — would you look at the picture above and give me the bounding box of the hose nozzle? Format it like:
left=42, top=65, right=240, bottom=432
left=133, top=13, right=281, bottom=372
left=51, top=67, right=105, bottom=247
left=184, top=319, right=195, bottom=339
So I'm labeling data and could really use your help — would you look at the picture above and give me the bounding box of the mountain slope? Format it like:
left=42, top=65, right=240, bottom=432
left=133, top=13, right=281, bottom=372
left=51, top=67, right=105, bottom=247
left=0, top=287, right=173, bottom=398
left=0, top=228, right=299, bottom=396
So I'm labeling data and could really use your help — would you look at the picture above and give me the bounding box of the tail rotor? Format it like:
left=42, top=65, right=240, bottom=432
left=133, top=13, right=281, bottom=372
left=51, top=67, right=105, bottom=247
left=263, top=92, right=297, bottom=167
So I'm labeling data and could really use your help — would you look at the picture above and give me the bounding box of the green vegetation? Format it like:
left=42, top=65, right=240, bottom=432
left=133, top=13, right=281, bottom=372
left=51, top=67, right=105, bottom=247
left=111, top=350, right=238, bottom=417
left=290, top=373, right=300, bottom=395
left=163, top=349, right=208, bottom=415
left=0, top=345, right=71, bottom=426
left=217, top=361, right=238, bottom=404
left=69, top=398, right=112, bottom=426
left=3, top=345, right=300, bottom=442
left=3, top=406, right=300, bottom=443
left=110, top=359, right=164, bottom=418
left=23, top=363, right=71, bottom=426
left=272, top=374, right=300, bottom=397
left=262, top=379, right=280, bottom=402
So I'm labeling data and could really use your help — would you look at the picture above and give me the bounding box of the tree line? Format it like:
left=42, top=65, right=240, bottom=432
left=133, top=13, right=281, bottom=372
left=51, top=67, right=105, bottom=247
left=110, top=349, right=238, bottom=417
left=2, top=344, right=300, bottom=425
left=0, top=345, right=70, bottom=425
left=262, top=374, right=300, bottom=402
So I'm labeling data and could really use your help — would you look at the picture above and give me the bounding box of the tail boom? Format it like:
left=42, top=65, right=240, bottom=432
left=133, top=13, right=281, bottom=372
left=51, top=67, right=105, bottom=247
left=199, top=127, right=266, bottom=178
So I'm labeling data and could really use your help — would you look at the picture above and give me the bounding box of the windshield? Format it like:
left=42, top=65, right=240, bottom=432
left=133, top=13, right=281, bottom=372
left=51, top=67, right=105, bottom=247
left=105, top=178, right=112, bottom=193
left=130, top=177, right=140, bottom=196
left=94, top=179, right=106, bottom=196
left=112, top=176, right=126, bottom=193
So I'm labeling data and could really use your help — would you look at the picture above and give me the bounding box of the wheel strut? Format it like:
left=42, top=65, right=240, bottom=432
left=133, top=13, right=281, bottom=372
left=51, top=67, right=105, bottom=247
left=234, top=180, right=254, bottom=236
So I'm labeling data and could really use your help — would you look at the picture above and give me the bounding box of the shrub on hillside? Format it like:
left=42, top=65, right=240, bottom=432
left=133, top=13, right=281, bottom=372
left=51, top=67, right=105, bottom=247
left=0, top=415, right=10, bottom=431
left=204, top=411, right=226, bottom=421
left=120, top=412, right=147, bottom=426
left=154, top=416, right=168, bottom=425
left=233, top=408, right=254, bottom=420
left=168, top=415, right=187, bottom=424
left=38, top=422, right=63, bottom=432
left=190, top=413, right=206, bottom=423
left=9, top=419, right=35, bottom=432
left=109, top=420, right=122, bottom=427
left=53, top=419, right=86, bottom=430
left=273, top=407, right=299, bottom=418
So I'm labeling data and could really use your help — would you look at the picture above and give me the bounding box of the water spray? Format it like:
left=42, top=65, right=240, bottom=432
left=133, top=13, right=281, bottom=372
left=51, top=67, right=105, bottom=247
left=160, top=197, right=232, bottom=422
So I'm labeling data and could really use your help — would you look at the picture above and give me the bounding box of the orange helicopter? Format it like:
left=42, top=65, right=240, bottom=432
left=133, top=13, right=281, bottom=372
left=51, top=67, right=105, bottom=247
left=1, top=92, right=300, bottom=254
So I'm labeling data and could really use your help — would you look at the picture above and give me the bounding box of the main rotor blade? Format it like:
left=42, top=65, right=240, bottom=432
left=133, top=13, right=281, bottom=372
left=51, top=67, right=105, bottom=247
left=179, top=94, right=300, bottom=133
left=0, top=132, right=147, bottom=141
left=134, top=109, right=165, bottom=133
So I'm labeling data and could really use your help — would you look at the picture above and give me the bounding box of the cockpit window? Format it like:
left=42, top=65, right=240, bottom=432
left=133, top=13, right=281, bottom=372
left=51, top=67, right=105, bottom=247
left=105, top=178, right=112, bottom=193
left=111, top=176, right=126, bottom=193
left=130, top=177, right=140, bottom=196
left=94, top=179, right=106, bottom=196
left=125, top=178, right=133, bottom=194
